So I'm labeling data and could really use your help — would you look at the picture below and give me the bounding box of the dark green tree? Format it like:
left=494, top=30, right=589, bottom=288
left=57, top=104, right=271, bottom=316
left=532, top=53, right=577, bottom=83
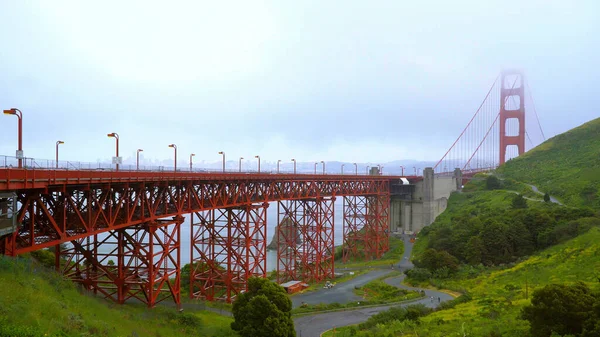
left=521, top=282, right=596, bottom=337
left=544, top=193, right=551, bottom=202
left=486, top=175, right=501, bottom=190
left=231, top=277, right=295, bottom=337
left=511, top=194, right=528, bottom=209
left=417, top=248, right=459, bottom=275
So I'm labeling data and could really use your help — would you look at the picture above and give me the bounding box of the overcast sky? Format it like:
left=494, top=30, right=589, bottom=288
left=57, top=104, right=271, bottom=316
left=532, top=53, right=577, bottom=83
left=1, top=1, right=598, bottom=167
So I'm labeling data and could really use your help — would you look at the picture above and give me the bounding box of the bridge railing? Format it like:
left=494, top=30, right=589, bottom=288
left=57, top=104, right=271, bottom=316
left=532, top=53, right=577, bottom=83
left=0, top=155, right=411, bottom=177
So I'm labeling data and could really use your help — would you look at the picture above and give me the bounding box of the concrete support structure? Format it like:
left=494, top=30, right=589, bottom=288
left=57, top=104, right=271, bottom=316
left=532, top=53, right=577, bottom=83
left=389, top=167, right=462, bottom=234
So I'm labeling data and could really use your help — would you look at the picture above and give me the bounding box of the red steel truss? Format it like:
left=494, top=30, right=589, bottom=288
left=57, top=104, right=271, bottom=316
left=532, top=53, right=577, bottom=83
left=499, top=70, right=525, bottom=165
left=342, top=194, right=390, bottom=262
left=0, top=169, right=395, bottom=305
left=276, top=197, right=335, bottom=284
left=190, top=203, right=268, bottom=302
left=58, top=217, right=182, bottom=307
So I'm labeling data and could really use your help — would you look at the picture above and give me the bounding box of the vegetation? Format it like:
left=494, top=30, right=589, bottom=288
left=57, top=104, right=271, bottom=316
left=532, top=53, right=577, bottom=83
left=336, top=235, right=404, bottom=269
left=231, top=277, right=295, bottom=337
left=0, top=255, right=237, bottom=337
left=521, top=282, right=600, bottom=337
left=353, top=279, right=421, bottom=302
left=497, top=117, right=600, bottom=209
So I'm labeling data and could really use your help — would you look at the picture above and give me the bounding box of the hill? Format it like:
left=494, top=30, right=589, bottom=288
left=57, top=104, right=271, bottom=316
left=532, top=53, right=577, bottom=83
left=497, top=117, right=600, bottom=209
left=0, top=256, right=237, bottom=337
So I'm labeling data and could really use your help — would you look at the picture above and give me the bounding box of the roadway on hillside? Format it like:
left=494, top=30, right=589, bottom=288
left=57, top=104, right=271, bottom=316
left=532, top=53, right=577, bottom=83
left=293, top=235, right=455, bottom=337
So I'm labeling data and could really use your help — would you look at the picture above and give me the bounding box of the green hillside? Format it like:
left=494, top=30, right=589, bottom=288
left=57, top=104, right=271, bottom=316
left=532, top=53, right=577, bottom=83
left=497, top=117, right=600, bottom=209
left=326, top=227, right=600, bottom=336
left=0, top=256, right=237, bottom=337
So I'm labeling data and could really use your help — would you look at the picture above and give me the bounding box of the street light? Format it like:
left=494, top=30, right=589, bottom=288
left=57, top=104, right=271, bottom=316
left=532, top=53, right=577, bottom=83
left=353, top=163, right=357, bottom=175
left=107, top=132, right=119, bottom=171
left=381, top=166, right=384, bottom=175
left=277, top=159, right=281, bottom=174
left=413, top=166, right=417, bottom=176
left=189, top=153, right=195, bottom=172
left=291, top=159, right=296, bottom=174
left=169, top=144, right=177, bottom=172
left=320, top=160, right=325, bottom=174
left=377, top=164, right=381, bottom=175
left=239, top=157, right=244, bottom=172
left=366, top=165, right=370, bottom=175
left=314, top=162, right=318, bottom=174
left=136, top=149, right=143, bottom=171
left=3, top=108, right=23, bottom=168
left=218, top=151, right=225, bottom=172
left=341, top=164, right=345, bottom=175
left=255, top=155, right=260, bottom=173
left=55, top=141, right=64, bottom=169
left=400, top=165, right=405, bottom=176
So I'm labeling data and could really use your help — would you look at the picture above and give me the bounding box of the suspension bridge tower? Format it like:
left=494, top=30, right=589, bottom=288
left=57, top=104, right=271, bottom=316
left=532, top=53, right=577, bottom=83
left=499, top=70, right=525, bottom=165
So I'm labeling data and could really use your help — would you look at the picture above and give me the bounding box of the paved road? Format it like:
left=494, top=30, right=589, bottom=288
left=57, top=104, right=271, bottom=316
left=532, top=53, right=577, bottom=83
left=293, top=235, right=455, bottom=337
left=291, top=269, right=393, bottom=308
left=528, top=184, right=563, bottom=205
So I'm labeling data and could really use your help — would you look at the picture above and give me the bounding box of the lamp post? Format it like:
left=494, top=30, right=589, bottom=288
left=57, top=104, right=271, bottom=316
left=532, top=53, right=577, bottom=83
left=169, top=144, right=177, bottom=172
left=189, top=153, right=195, bottom=172
left=107, top=132, right=119, bottom=171
left=277, top=160, right=281, bottom=174
left=218, top=151, right=225, bottom=172
left=255, top=155, right=260, bottom=173
left=381, top=166, right=384, bottom=175
left=239, top=157, right=244, bottom=172
left=400, top=165, right=405, bottom=176
left=341, top=164, right=345, bottom=174
left=3, top=108, right=23, bottom=168
left=354, top=163, right=357, bottom=175
left=413, top=167, right=416, bottom=176
left=366, top=165, right=370, bottom=175
left=377, top=164, right=381, bottom=175
left=291, top=159, right=296, bottom=174
left=320, top=160, right=325, bottom=174
left=314, top=162, right=318, bottom=174
left=136, top=149, right=143, bottom=171
left=55, top=141, right=64, bottom=169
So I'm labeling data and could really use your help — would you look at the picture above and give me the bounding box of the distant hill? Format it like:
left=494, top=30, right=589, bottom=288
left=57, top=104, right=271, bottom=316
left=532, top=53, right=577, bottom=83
left=498, top=117, right=600, bottom=209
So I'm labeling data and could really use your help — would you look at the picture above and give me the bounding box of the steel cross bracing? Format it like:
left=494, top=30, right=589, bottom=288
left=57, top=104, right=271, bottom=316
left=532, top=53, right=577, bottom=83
left=0, top=168, right=396, bottom=306
left=342, top=194, right=390, bottom=263
left=276, top=197, right=336, bottom=284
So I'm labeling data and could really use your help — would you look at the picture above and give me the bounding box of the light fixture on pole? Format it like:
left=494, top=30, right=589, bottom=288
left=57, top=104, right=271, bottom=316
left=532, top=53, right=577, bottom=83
left=136, top=149, right=143, bottom=171
left=55, top=141, right=64, bottom=169
left=341, top=164, right=345, bottom=174
left=320, top=160, right=325, bottom=174
left=218, top=151, right=225, bottom=172
left=239, top=157, right=244, bottom=172
left=353, top=163, right=357, bottom=175
left=169, top=144, right=177, bottom=172
left=314, top=162, right=318, bottom=174
left=3, top=108, right=23, bottom=168
left=366, top=165, right=370, bottom=175
left=400, top=165, right=405, bottom=176
left=189, top=153, right=195, bottom=171
left=291, top=159, right=296, bottom=174
left=107, top=133, right=120, bottom=171
left=255, top=155, right=260, bottom=173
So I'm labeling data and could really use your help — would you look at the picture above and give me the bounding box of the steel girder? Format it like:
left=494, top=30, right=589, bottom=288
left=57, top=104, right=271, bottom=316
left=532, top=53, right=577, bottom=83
left=190, top=203, right=268, bottom=302
left=1, top=179, right=389, bottom=255
left=58, top=217, right=182, bottom=307
left=276, top=197, right=335, bottom=284
left=342, top=194, right=390, bottom=262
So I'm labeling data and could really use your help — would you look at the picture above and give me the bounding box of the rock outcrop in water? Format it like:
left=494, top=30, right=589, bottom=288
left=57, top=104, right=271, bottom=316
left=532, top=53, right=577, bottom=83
left=267, top=216, right=302, bottom=250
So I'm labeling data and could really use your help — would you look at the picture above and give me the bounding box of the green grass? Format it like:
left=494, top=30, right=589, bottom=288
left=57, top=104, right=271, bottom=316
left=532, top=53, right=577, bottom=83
left=0, top=256, right=237, bottom=337
left=497, top=117, right=600, bottom=209
left=337, top=235, right=404, bottom=269
left=326, top=227, right=600, bottom=336
left=353, top=279, right=421, bottom=302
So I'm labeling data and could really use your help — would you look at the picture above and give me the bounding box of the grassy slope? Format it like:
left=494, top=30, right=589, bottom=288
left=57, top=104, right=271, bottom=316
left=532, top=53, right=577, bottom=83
left=497, top=117, right=600, bottom=208
left=0, top=257, right=236, bottom=337
left=412, top=227, right=600, bottom=337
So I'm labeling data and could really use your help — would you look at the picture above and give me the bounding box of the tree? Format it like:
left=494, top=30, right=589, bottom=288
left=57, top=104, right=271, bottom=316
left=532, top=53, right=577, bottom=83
left=231, top=277, right=295, bottom=337
left=417, top=248, right=459, bottom=275
left=511, top=194, right=528, bottom=209
left=521, top=282, right=597, bottom=337
left=486, top=175, right=501, bottom=190
left=544, top=193, right=551, bottom=202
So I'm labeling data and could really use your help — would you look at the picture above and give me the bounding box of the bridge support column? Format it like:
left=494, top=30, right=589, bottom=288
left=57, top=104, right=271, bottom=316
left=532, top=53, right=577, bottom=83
left=190, top=203, right=268, bottom=302
left=276, top=197, right=335, bottom=284
left=58, top=217, right=183, bottom=308
left=342, top=194, right=390, bottom=262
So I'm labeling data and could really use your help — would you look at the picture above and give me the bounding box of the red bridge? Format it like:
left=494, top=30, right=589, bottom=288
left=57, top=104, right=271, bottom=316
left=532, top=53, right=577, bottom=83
left=0, top=70, right=544, bottom=307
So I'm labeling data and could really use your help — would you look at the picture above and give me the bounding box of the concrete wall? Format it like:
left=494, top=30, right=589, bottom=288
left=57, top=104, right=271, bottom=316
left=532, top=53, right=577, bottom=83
left=391, top=167, right=461, bottom=234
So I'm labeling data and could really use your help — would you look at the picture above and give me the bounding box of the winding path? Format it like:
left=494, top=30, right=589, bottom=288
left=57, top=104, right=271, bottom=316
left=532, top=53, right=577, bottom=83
left=293, top=235, right=454, bottom=337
